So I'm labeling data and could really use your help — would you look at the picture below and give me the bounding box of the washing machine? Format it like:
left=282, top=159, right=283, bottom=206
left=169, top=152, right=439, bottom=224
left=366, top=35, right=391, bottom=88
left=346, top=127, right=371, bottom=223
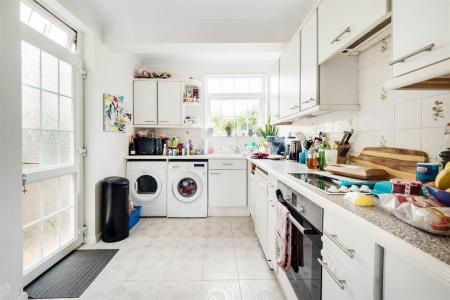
left=127, top=161, right=167, bottom=216
left=167, top=160, right=208, bottom=218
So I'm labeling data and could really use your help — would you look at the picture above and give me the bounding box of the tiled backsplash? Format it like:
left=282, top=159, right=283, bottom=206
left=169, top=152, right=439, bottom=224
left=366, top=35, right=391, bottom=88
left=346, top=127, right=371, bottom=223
left=280, top=36, right=449, bottom=161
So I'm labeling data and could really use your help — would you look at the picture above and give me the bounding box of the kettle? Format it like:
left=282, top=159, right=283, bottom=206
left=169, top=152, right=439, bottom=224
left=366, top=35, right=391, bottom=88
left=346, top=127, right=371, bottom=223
left=289, top=140, right=302, bottom=161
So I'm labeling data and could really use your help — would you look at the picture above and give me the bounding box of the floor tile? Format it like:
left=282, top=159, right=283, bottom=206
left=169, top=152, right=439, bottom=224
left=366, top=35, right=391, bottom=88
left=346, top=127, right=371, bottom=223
left=239, top=280, right=285, bottom=300
left=181, top=223, right=208, bottom=240
left=142, top=240, right=177, bottom=259
left=236, top=258, right=275, bottom=280
left=207, top=223, right=233, bottom=239
left=80, top=278, right=124, bottom=300
left=165, top=258, right=204, bottom=280
left=205, top=239, right=235, bottom=258
left=156, top=281, right=201, bottom=300
left=200, top=280, right=242, bottom=300
left=233, top=240, right=264, bottom=258
left=127, top=257, right=170, bottom=281
left=96, top=257, right=138, bottom=281
left=114, top=280, right=161, bottom=300
left=114, top=241, right=149, bottom=259
left=173, top=240, right=206, bottom=258
left=202, top=257, right=238, bottom=280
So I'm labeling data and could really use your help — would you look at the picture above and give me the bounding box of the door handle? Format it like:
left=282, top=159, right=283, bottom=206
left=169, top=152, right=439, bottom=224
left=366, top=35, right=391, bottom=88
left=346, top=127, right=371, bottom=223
left=318, top=258, right=346, bottom=290
left=302, top=98, right=315, bottom=104
left=390, top=43, right=435, bottom=65
left=324, top=231, right=355, bottom=258
left=158, top=120, right=169, bottom=123
left=144, top=120, right=155, bottom=123
left=331, top=27, right=351, bottom=44
left=209, top=172, right=221, bottom=175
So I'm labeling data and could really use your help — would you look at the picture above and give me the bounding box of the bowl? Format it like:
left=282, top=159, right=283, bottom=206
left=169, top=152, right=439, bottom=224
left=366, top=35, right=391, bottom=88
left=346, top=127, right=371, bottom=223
left=425, top=183, right=450, bottom=207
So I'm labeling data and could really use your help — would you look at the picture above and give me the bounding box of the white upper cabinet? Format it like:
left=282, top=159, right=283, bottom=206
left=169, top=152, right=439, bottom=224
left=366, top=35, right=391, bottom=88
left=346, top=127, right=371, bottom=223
left=391, top=0, right=450, bottom=77
left=269, top=60, right=280, bottom=121
left=279, top=32, right=301, bottom=118
left=157, top=81, right=182, bottom=125
left=133, top=80, right=157, bottom=125
left=300, top=10, right=318, bottom=111
left=318, top=0, right=388, bottom=64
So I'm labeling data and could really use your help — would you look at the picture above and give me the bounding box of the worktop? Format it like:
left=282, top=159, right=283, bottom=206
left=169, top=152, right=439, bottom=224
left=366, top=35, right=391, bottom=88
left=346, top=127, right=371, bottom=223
left=125, top=154, right=247, bottom=160
left=248, top=158, right=450, bottom=286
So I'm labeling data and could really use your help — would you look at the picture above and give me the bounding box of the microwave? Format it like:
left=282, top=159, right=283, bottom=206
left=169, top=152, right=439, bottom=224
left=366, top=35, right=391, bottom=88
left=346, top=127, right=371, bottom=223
left=134, top=137, right=163, bottom=155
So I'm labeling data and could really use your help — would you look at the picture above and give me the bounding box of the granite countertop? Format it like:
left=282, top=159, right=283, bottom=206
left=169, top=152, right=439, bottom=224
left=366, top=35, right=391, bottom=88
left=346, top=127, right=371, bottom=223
left=248, top=158, right=450, bottom=275
left=125, top=154, right=247, bottom=160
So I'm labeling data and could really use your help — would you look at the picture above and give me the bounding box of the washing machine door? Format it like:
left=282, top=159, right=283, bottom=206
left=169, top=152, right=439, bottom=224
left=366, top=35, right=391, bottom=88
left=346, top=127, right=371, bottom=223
left=172, top=173, right=203, bottom=203
left=130, top=171, right=162, bottom=202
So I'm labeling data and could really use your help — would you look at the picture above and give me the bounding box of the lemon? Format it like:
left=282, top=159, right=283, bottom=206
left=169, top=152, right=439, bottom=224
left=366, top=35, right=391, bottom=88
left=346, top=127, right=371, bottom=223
left=354, top=194, right=376, bottom=207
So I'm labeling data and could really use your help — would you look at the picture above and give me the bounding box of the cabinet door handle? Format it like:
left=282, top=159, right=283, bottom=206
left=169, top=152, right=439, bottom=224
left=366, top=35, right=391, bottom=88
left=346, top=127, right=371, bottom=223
left=324, top=231, right=355, bottom=258
left=389, top=43, right=435, bottom=66
left=209, top=172, right=221, bottom=175
left=302, top=98, right=315, bottom=104
left=318, top=258, right=346, bottom=290
left=222, top=163, right=233, bottom=166
left=289, top=105, right=299, bottom=110
left=331, top=26, right=351, bottom=44
left=144, top=120, right=155, bottom=123
left=158, top=120, right=169, bottom=123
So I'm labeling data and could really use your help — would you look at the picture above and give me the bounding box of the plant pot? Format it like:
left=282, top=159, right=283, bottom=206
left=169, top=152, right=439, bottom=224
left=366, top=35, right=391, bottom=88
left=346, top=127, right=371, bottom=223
left=226, top=132, right=231, bottom=137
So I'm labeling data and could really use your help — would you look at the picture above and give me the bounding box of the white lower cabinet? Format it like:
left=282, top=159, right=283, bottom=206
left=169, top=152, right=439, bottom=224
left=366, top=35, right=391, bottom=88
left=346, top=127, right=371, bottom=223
left=208, top=169, right=246, bottom=207
left=321, top=210, right=379, bottom=300
left=248, top=164, right=255, bottom=221
left=267, top=175, right=278, bottom=270
left=254, top=168, right=269, bottom=259
left=383, top=250, right=450, bottom=300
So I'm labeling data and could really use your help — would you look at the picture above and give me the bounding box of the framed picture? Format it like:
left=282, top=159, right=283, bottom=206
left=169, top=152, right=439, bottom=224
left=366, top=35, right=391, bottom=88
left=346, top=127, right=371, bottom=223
left=103, top=93, right=131, bottom=132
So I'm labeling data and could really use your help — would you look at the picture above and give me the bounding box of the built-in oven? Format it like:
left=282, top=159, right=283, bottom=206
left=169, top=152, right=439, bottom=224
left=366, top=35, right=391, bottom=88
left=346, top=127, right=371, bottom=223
left=276, top=181, right=323, bottom=300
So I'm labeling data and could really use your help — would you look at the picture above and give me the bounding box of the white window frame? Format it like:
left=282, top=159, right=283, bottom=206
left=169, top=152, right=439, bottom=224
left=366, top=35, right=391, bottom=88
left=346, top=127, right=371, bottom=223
left=205, top=74, right=266, bottom=136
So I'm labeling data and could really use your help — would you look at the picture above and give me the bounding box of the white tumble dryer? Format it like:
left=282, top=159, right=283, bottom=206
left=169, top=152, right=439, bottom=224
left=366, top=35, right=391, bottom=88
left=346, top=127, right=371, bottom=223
left=127, top=161, right=167, bottom=216
left=167, top=160, right=208, bottom=218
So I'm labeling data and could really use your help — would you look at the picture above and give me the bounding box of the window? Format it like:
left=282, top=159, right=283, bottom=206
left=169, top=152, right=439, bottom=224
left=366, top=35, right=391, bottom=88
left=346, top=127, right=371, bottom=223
left=206, top=75, right=265, bottom=136
left=20, top=1, right=77, bottom=51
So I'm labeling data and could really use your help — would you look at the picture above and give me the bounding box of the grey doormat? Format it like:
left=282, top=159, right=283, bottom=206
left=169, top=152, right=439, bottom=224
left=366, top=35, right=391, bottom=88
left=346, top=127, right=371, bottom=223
left=25, top=249, right=118, bottom=299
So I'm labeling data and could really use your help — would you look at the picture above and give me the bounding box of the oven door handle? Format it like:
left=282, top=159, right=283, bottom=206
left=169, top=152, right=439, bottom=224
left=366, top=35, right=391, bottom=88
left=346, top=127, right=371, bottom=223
left=288, top=214, right=305, bottom=234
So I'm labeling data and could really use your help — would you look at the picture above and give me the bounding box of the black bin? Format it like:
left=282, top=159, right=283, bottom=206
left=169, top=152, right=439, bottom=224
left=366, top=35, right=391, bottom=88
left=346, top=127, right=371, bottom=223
left=101, top=176, right=129, bottom=243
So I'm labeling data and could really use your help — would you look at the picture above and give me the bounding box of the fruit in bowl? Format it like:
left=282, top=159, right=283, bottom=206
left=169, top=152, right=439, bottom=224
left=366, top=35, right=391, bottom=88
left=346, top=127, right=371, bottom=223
left=425, top=182, right=450, bottom=207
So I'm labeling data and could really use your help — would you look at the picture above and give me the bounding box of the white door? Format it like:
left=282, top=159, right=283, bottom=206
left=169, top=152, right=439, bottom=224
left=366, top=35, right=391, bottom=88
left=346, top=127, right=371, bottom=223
left=301, top=9, right=318, bottom=111
left=267, top=180, right=277, bottom=268
left=269, top=60, right=280, bottom=121
left=254, top=170, right=268, bottom=259
left=318, top=0, right=387, bottom=64
left=279, top=32, right=300, bottom=118
left=21, top=39, right=83, bottom=285
left=158, top=81, right=182, bottom=125
left=133, top=80, right=157, bottom=125
left=208, top=170, right=247, bottom=207
left=391, top=0, right=450, bottom=77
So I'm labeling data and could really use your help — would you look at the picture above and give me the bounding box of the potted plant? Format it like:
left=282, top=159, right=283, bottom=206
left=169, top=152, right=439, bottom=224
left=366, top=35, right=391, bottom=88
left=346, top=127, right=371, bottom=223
left=257, top=118, right=278, bottom=139
left=224, top=121, right=233, bottom=137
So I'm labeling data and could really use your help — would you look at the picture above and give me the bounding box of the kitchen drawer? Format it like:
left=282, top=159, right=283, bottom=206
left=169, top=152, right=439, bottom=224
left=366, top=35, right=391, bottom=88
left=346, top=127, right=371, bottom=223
left=321, top=248, right=374, bottom=300
left=323, top=210, right=376, bottom=275
left=209, top=159, right=246, bottom=170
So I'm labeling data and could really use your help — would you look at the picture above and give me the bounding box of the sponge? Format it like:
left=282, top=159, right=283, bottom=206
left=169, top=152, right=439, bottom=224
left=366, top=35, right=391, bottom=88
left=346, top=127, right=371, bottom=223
left=354, top=194, right=376, bottom=207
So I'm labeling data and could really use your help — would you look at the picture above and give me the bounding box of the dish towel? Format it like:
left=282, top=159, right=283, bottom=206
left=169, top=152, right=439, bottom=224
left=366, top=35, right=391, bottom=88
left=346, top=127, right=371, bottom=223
left=290, top=220, right=304, bottom=272
left=275, top=201, right=292, bottom=271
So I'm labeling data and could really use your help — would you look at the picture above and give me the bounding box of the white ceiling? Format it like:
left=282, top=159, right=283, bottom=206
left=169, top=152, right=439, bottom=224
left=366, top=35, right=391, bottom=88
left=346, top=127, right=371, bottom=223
left=61, top=0, right=317, bottom=69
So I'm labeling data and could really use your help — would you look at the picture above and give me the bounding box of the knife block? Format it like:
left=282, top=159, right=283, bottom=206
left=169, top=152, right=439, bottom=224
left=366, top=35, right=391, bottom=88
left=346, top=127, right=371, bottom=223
left=335, top=142, right=351, bottom=164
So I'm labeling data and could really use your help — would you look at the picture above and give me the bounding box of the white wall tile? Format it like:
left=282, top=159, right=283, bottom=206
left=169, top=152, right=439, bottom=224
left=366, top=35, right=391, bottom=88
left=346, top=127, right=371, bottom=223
left=373, top=57, right=391, bottom=84
left=358, top=46, right=374, bottom=70
left=395, top=129, right=421, bottom=150
left=373, top=130, right=395, bottom=147
left=421, top=92, right=450, bottom=128
left=421, top=127, right=446, bottom=161
left=351, top=130, right=374, bottom=155
left=395, top=99, right=422, bottom=129
left=359, top=87, right=375, bottom=110
left=393, top=89, right=422, bottom=103
left=358, top=64, right=374, bottom=90
left=372, top=104, right=395, bottom=130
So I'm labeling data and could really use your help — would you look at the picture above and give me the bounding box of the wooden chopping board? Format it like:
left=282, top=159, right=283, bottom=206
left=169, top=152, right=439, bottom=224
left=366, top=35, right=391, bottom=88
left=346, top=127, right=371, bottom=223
left=324, top=164, right=389, bottom=180
left=349, top=147, right=428, bottom=180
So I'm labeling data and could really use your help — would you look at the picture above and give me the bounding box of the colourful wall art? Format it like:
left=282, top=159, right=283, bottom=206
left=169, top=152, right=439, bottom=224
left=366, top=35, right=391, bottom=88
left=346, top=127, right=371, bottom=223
left=103, top=93, right=131, bottom=133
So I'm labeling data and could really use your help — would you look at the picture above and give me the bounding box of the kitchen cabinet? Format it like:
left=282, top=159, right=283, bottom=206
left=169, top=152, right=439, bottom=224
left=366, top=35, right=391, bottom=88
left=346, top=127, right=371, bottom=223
left=279, top=32, right=300, bottom=118
left=157, top=81, right=182, bottom=125
left=269, top=60, right=280, bottom=121
left=248, top=163, right=255, bottom=221
left=383, top=249, right=449, bottom=300
left=300, top=9, right=318, bottom=111
left=267, top=175, right=278, bottom=270
left=208, top=159, right=247, bottom=212
left=391, top=0, right=450, bottom=77
left=321, top=210, right=381, bottom=300
left=318, top=0, right=388, bottom=64
left=254, top=168, right=269, bottom=259
left=133, top=80, right=157, bottom=125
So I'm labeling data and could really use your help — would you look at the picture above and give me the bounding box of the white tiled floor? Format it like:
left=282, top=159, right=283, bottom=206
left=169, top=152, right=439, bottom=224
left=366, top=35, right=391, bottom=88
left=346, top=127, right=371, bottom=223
left=37, top=217, right=285, bottom=300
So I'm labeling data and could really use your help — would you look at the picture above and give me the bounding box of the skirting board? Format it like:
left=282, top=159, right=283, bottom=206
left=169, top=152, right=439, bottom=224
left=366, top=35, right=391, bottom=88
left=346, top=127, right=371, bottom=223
left=17, top=291, right=28, bottom=300
left=208, top=206, right=250, bottom=217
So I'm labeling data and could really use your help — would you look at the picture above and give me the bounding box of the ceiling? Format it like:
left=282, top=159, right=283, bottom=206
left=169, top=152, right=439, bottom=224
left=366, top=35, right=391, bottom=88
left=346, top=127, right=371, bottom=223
left=60, top=0, right=317, bottom=69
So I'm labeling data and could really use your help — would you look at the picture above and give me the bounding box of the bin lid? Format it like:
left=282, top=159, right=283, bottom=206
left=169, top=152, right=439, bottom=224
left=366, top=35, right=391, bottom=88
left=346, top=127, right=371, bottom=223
left=103, top=176, right=129, bottom=186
